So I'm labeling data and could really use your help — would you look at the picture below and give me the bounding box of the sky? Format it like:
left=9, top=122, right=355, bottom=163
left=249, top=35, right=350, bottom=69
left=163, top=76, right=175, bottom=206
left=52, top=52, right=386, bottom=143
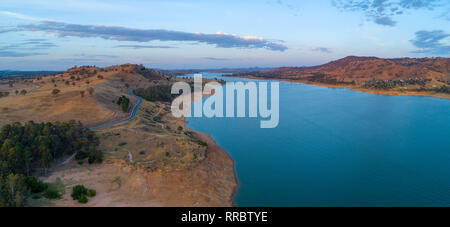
left=0, top=0, right=449, bottom=70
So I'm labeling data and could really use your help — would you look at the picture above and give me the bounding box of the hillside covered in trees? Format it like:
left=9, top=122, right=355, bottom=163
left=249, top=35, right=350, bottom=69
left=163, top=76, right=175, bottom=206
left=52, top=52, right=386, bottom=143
left=133, top=84, right=178, bottom=103
left=0, top=121, right=102, bottom=206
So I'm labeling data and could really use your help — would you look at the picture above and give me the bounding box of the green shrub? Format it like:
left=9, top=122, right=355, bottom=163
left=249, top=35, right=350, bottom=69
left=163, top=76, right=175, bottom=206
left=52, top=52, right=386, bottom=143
left=116, top=96, right=130, bottom=112
left=197, top=140, right=208, bottom=147
left=71, top=185, right=88, bottom=201
left=25, top=176, right=48, bottom=193
left=44, top=187, right=61, bottom=199
left=153, top=116, right=163, bottom=123
left=88, top=150, right=103, bottom=164
left=87, top=189, right=97, bottom=197
left=78, top=194, right=88, bottom=204
left=31, top=193, right=42, bottom=199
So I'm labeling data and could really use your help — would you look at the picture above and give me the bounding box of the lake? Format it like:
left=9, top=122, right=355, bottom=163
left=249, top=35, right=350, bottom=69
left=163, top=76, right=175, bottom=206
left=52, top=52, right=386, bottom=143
left=185, top=73, right=450, bottom=207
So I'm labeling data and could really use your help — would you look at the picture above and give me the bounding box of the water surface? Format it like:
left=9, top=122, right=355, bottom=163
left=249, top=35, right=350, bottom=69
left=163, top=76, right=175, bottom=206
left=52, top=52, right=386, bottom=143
left=186, top=73, right=450, bottom=206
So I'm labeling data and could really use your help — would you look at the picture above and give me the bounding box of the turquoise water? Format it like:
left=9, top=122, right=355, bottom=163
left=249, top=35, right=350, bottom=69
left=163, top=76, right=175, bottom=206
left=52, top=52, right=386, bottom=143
left=185, top=73, right=450, bottom=207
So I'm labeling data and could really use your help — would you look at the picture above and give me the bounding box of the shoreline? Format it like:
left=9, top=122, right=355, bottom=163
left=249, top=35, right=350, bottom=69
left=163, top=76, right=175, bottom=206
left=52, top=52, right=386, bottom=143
left=185, top=125, right=239, bottom=207
left=182, top=89, right=239, bottom=207
left=228, top=75, right=450, bottom=100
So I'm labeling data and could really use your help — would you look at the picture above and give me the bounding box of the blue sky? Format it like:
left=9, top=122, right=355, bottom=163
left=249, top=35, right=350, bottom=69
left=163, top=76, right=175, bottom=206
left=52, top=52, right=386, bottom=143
left=0, top=0, right=449, bottom=70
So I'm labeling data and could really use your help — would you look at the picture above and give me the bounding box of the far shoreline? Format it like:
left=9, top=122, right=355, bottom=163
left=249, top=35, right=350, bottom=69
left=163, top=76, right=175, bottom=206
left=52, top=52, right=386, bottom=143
left=225, top=75, right=450, bottom=100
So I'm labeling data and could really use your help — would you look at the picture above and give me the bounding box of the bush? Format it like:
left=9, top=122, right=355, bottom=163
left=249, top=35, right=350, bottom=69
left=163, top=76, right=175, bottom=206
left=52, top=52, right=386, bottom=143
left=44, top=187, right=61, bottom=199
left=153, top=116, right=163, bottom=123
left=75, top=151, right=88, bottom=160
left=197, top=140, right=208, bottom=147
left=52, top=89, right=61, bottom=95
left=116, top=96, right=130, bottom=112
left=87, top=189, right=96, bottom=197
left=88, top=87, right=94, bottom=95
left=25, top=176, right=48, bottom=193
left=71, top=185, right=88, bottom=201
left=31, top=194, right=42, bottom=199
left=87, top=149, right=103, bottom=164
left=71, top=185, right=96, bottom=203
left=78, top=194, right=88, bottom=204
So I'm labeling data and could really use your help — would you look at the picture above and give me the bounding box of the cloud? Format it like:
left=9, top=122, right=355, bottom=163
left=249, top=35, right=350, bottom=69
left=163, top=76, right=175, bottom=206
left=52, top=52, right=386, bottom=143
left=1, top=39, right=57, bottom=51
left=0, top=51, right=46, bottom=57
left=0, top=11, right=50, bottom=21
left=311, top=47, right=332, bottom=53
left=73, top=53, right=118, bottom=58
left=399, top=0, right=441, bottom=9
left=410, top=30, right=450, bottom=55
left=5, top=21, right=287, bottom=51
left=374, top=16, right=396, bottom=26
left=203, top=57, right=231, bottom=61
left=332, top=0, right=447, bottom=26
left=113, top=45, right=176, bottom=49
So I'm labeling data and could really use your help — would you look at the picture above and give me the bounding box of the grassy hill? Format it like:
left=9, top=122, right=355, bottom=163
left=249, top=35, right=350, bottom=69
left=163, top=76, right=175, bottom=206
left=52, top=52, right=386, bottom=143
left=232, top=56, right=450, bottom=98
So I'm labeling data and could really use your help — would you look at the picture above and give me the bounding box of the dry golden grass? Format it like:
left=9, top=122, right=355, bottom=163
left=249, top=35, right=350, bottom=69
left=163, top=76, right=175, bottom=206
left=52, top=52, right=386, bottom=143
left=0, top=67, right=153, bottom=127
left=40, top=99, right=236, bottom=207
left=6, top=65, right=237, bottom=207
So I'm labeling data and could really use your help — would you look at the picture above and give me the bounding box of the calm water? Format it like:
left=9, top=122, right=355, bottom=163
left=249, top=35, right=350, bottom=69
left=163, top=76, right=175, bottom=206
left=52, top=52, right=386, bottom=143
left=186, top=73, right=450, bottom=207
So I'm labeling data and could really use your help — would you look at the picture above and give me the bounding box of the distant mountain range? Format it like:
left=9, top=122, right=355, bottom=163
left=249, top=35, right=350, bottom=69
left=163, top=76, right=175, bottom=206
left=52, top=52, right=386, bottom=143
left=0, top=70, right=61, bottom=79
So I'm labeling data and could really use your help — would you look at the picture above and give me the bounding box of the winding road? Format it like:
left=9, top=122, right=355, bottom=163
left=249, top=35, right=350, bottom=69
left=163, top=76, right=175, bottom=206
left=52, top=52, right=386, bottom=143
left=89, top=90, right=143, bottom=130
left=25, top=82, right=143, bottom=131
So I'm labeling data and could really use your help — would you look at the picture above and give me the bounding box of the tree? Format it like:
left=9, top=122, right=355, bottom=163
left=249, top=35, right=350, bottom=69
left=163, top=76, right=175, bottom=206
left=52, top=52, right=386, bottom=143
left=52, top=89, right=61, bottom=96
left=0, top=174, right=28, bottom=207
left=87, top=87, right=94, bottom=96
left=0, top=121, right=102, bottom=206
left=24, top=176, right=48, bottom=193
left=116, top=96, right=130, bottom=112
left=134, top=84, right=178, bottom=102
